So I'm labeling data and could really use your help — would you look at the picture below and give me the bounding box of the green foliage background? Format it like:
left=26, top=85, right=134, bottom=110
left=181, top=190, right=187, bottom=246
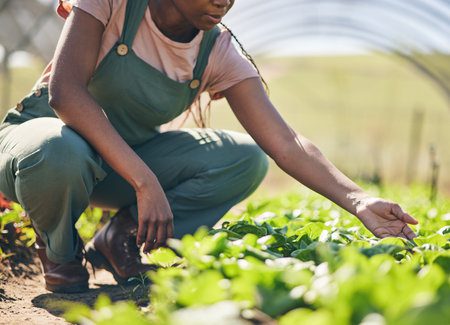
left=1, top=53, right=449, bottom=324
left=57, top=184, right=450, bottom=325
left=1, top=54, right=449, bottom=193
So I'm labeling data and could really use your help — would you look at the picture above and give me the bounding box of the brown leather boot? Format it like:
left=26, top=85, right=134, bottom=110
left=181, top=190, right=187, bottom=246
left=35, top=233, right=89, bottom=293
left=85, top=208, right=157, bottom=284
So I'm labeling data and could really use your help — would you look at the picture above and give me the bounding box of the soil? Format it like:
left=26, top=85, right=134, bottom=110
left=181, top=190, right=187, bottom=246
left=0, top=206, right=256, bottom=325
left=0, top=253, right=149, bottom=325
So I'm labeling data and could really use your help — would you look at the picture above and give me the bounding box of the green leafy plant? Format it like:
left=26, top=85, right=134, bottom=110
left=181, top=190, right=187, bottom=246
left=15, top=184, right=449, bottom=324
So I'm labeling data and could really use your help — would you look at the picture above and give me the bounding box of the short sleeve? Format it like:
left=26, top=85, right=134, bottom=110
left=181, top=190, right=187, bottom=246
left=57, top=0, right=113, bottom=27
left=56, top=0, right=72, bottom=19
left=206, top=31, right=260, bottom=100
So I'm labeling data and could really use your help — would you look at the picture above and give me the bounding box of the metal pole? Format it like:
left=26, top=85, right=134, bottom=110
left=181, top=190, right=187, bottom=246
left=1, top=52, right=11, bottom=111
left=405, top=109, right=424, bottom=184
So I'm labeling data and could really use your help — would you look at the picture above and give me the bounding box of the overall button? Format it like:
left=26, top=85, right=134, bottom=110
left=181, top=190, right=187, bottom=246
left=34, top=89, right=42, bottom=97
left=189, top=79, right=200, bottom=89
left=16, top=102, right=24, bottom=112
left=117, top=44, right=129, bottom=56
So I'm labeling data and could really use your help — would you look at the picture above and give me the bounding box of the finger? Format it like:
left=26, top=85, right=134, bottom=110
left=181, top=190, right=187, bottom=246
left=380, top=230, right=407, bottom=240
left=154, top=221, right=167, bottom=249
left=143, top=221, right=156, bottom=253
left=402, top=225, right=417, bottom=240
left=359, top=208, right=396, bottom=238
left=392, top=204, right=418, bottom=225
left=378, top=232, right=390, bottom=239
left=137, top=219, right=148, bottom=247
left=167, top=220, right=174, bottom=239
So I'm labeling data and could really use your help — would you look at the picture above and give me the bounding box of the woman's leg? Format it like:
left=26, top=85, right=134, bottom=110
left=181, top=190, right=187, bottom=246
left=0, top=117, right=106, bottom=263
left=90, top=128, right=269, bottom=237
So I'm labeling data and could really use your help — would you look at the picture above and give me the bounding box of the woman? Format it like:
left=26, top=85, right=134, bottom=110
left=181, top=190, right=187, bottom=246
left=0, top=0, right=417, bottom=293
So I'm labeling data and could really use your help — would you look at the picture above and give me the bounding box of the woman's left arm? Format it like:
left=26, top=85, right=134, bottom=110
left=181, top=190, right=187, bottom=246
left=223, top=77, right=418, bottom=239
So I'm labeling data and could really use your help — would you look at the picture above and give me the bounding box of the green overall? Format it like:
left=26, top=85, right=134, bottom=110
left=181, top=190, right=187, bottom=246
left=0, top=0, right=268, bottom=263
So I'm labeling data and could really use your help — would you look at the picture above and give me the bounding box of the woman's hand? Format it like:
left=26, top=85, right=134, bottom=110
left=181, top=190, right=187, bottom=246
left=224, top=79, right=419, bottom=240
left=49, top=7, right=175, bottom=252
left=355, top=197, right=418, bottom=240
left=136, top=179, right=174, bottom=253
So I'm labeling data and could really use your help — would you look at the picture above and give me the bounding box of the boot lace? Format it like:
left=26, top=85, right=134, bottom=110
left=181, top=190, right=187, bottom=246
left=81, top=245, right=96, bottom=278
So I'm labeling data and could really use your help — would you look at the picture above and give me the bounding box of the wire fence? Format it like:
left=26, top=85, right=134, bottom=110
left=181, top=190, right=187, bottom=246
left=0, top=0, right=62, bottom=108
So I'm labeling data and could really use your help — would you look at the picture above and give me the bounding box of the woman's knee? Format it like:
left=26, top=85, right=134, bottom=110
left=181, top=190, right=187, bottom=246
left=15, top=123, right=103, bottom=185
left=46, top=127, right=95, bottom=169
left=238, top=141, right=269, bottom=190
left=208, top=134, right=269, bottom=201
left=209, top=131, right=269, bottom=196
left=13, top=123, right=106, bottom=226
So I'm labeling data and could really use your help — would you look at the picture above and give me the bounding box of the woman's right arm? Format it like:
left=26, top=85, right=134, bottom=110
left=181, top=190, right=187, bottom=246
left=49, top=7, right=173, bottom=252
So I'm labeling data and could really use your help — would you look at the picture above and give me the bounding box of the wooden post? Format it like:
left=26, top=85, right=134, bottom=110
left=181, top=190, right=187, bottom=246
left=1, top=52, right=11, bottom=110
left=406, top=109, right=424, bottom=184
left=429, top=144, right=439, bottom=203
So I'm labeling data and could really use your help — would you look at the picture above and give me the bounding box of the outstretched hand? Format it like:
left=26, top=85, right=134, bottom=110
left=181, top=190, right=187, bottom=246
left=355, top=197, right=418, bottom=240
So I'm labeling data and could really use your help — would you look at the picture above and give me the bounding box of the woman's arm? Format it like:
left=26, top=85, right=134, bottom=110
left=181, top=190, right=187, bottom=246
left=223, top=77, right=418, bottom=239
left=49, top=8, right=173, bottom=252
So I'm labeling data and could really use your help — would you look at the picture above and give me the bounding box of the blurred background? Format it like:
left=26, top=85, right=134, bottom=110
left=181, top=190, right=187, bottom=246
left=0, top=0, right=449, bottom=198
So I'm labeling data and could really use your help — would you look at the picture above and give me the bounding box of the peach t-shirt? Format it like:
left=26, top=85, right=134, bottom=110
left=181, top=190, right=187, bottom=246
left=48, top=0, right=259, bottom=100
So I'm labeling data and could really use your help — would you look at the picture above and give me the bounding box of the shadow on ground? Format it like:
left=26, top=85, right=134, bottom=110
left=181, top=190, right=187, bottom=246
left=31, top=280, right=151, bottom=318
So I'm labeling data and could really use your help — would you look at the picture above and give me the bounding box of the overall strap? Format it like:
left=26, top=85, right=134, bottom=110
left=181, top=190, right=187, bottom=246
left=188, top=26, right=221, bottom=101
left=120, top=0, right=149, bottom=46
left=192, top=26, right=221, bottom=80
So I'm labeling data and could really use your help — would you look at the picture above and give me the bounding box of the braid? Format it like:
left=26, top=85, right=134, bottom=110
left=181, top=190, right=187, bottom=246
left=181, top=23, right=269, bottom=129
left=179, top=97, right=210, bottom=129
left=220, top=23, right=269, bottom=94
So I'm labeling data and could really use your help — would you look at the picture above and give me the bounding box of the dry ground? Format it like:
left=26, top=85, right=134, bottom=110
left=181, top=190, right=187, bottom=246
left=0, top=257, right=148, bottom=325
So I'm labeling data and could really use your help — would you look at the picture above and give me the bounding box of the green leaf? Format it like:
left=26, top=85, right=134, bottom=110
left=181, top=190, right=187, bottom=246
left=208, top=228, right=242, bottom=239
left=146, top=247, right=183, bottom=267
left=295, top=222, right=326, bottom=241
left=291, top=248, right=315, bottom=262
left=229, top=222, right=268, bottom=237
left=246, top=246, right=280, bottom=260
left=437, top=226, right=450, bottom=235
left=177, top=270, right=229, bottom=307
left=95, top=294, right=112, bottom=309
left=279, top=308, right=334, bottom=325
left=433, top=254, right=450, bottom=272
left=378, top=237, right=408, bottom=247
left=257, top=234, right=286, bottom=248
left=360, top=244, right=404, bottom=257
left=414, top=234, right=447, bottom=248
left=258, top=285, right=304, bottom=317
left=63, top=298, right=152, bottom=325
left=63, top=304, right=95, bottom=324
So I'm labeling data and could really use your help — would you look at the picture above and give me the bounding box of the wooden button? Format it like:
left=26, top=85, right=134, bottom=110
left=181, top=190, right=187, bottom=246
left=117, top=44, right=129, bottom=56
left=16, top=102, right=24, bottom=112
left=189, top=79, right=200, bottom=89
left=34, top=89, right=42, bottom=97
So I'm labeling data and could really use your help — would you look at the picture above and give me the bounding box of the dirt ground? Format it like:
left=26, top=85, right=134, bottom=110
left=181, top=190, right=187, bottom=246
left=0, top=257, right=147, bottom=325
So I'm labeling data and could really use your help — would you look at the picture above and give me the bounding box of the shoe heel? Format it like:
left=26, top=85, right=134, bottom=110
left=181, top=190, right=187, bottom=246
left=84, top=245, right=109, bottom=269
left=85, top=245, right=129, bottom=285
left=46, top=282, right=89, bottom=294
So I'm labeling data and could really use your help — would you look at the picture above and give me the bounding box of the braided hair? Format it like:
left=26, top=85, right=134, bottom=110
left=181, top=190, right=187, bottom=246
left=220, top=23, right=269, bottom=93
left=182, top=23, right=269, bottom=128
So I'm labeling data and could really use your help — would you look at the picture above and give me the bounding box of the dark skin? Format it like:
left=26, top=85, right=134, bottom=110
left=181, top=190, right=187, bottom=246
left=49, top=0, right=417, bottom=256
left=149, top=0, right=235, bottom=42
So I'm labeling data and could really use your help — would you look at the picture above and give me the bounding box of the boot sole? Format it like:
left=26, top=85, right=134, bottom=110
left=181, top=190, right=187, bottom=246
left=85, top=246, right=130, bottom=285
left=46, top=282, right=89, bottom=294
